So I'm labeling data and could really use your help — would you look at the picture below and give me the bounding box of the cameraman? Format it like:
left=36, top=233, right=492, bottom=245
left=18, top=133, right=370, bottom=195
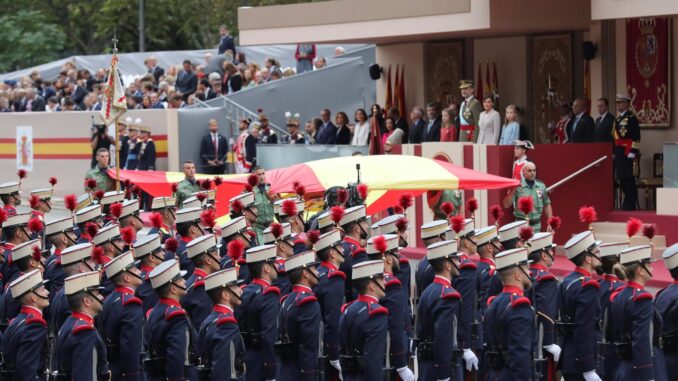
left=91, top=123, right=113, bottom=169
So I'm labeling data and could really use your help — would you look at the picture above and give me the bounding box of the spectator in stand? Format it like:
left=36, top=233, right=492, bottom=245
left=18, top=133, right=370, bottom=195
left=477, top=96, right=501, bottom=144
left=305, top=119, right=319, bottom=145
left=269, top=70, right=283, bottom=81
left=23, top=88, right=45, bottom=112
left=200, top=119, right=228, bottom=174
left=316, top=109, right=336, bottom=145
left=150, top=93, right=165, bottom=109
left=243, top=69, right=255, bottom=89
left=335, top=46, right=346, bottom=56
left=440, top=107, right=457, bottom=142
left=594, top=97, right=614, bottom=143
left=314, top=57, right=327, bottom=70
left=499, top=104, right=520, bottom=145
left=335, top=111, right=352, bottom=145
left=264, top=58, right=279, bottom=81
left=146, top=56, right=164, bottom=83
left=409, top=107, right=425, bottom=144
left=176, top=60, right=197, bottom=98
left=61, top=97, right=76, bottom=111
left=422, top=102, right=442, bottom=142
left=82, top=93, right=97, bottom=111
left=295, top=44, right=316, bottom=74
left=217, top=25, right=236, bottom=55
left=351, top=108, right=370, bottom=146
left=0, top=97, right=11, bottom=112
left=383, top=116, right=405, bottom=153
left=169, top=95, right=186, bottom=109
left=236, top=52, right=247, bottom=65
left=141, top=95, right=152, bottom=109
left=388, top=107, right=410, bottom=143
left=46, top=97, right=58, bottom=112
left=566, top=98, right=595, bottom=143
left=65, top=79, right=87, bottom=109
left=258, top=68, right=269, bottom=84
left=41, top=80, right=57, bottom=100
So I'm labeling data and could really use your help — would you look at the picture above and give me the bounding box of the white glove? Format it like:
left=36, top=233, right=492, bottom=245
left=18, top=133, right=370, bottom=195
left=462, top=348, right=479, bottom=371
left=437, top=379, right=450, bottom=381
left=627, top=152, right=636, bottom=159
left=329, top=360, right=343, bottom=381
left=544, top=344, right=562, bottom=362
left=396, top=367, right=415, bottom=381
left=583, top=370, right=602, bottom=381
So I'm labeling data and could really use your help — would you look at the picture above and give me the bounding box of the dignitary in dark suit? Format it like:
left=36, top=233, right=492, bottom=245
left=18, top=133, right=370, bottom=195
left=176, top=60, right=198, bottom=98
left=594, top=98, right=615, bottom=143
left=408, top=107, right=425, bottom=144
left=23, top=88, right=46, bottom=111
left=145, top=56, right=165, bottom=84
left=422, top=102, right=442, bottom=142
left=316, top=109, right=337, bottom=145
left=200, top=119, right=228, bottom=174
left=217, top=25, right=236, bottom=55
left=567, top=98, right=595, bottom=143
left=388, top=107, right=410, bottom=143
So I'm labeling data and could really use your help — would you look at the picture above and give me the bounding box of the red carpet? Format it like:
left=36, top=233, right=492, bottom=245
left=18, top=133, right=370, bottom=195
left=606, top=210, right=678, bottom=245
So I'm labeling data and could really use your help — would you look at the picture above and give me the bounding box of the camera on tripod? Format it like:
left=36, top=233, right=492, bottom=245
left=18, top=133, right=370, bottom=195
left=345, top=164, right=364, bottom=208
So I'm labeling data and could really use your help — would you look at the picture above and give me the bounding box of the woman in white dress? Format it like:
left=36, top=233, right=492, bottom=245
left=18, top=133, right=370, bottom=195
left=477, top=96, right=501, bottom=144
left=351, top=108, right=370, bottom=146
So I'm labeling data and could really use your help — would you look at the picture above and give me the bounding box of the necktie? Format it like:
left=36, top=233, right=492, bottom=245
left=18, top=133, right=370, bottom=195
left=573, top=116, right=581, bottom=134
left=427, top=121, right=433, bottom=135
left=213, top=135, right=218, bottom=156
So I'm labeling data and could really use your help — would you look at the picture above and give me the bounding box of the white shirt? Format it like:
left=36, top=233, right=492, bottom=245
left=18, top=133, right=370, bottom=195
left=351, top=121, right=370, bottom=146
left=477, top=109, right=501, bottom=144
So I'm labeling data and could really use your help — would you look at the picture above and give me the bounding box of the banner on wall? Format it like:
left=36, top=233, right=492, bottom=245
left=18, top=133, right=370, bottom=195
left=16, top=126, right=33, bottom=172
left=626, top=17, right=671, bottom=128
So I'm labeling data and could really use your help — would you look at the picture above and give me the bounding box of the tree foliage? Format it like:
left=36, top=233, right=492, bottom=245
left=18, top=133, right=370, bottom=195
left=0, top=10, right=66, bottom=72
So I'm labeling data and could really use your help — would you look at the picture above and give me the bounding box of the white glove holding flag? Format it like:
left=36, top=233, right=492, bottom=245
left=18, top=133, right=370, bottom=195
left=544, top=344, right=562, bottom=362
left=462, top=348, right=479, bottom=371
left=627, top=152, right=636, bottom=159
left=329, top=360, right=343, bottom=381
left=583, top=370, right=602, bottom=381
left=396, top=367, right=415, bottom=381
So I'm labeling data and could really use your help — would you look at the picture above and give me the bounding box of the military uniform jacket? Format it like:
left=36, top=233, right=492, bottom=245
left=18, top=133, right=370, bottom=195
left=483, top=286, right=536, bottom=380
left=219, top=245, right=252, bottom=286
left=609, top=282, right=668, bottom=381
left=528, top=264, right=559, bottom=347
left=181, top=268, right=213, bottom=328
left=314, top=261, right=345, bottom=362
left=512, top=178, right=550, bottom=230
left=55, top=312, right=110, bottom=381
left=277, top=284, right=321, bottom=380
left=415, top=257, right=435, bottom=300
left=169, top=235, right=195, bottom=279
left=197, top=305, right=245, bottom=381
left=85, top=165, right=115, bottom=192
left=136, top=265, right=159, bottom=314
left=453, top=253, right=479, bottom=350
left=558, top=268, right=601, bottom=375
left=381, top=272, right=409, bottom=370
left=272, top=258, right=292, bottom=296
left=3, top=271, right=27, bottom=321
left=1, top=306, right=48, bottom=380
left=280, top=133, right=305, bottom=145
left=148, top=225, right=173, bottom=243
left=145, top=298, right=196, bottom=381
left=236, top=278, right=280, bottom=380
left=339, top=294, right=388, bottom=381
left=612, top=110, right=641, bottom=179
left=340, top=237, right=365, bottom=302
left=45, top=249, right=66, bottom=300
left=459, top=96, right=483, bottom=142
left=175, top=178, right=201, bottom=207
left=49, top=288, right=70, bottom=334
left=99, top=286, right=144, bottom=381
left=656, top=281, right=678, bottom=375
left=136, top=138, right=156, bottom=171
left=415, top=276, right=461, bottom=380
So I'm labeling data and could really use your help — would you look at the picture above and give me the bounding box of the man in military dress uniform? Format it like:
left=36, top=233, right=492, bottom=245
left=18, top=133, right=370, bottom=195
left=172, top=207, right=205, bottom=277
left=458, top=79, right=483, bottom=142
left=145, top=259, right=197, bottom=381
left=148, top=196, right=176, bottom=242
left=197, top=267, right=245, bottom=381
left=99, top=251, right=144, bottom=381
left=2, top=213, right=33, bottom=283
left=135, top=124, right=156, bottom=171
left=504, top=162, right=553, bottom=231
left=73, top=205, right=104, bottom=244
left=276, top=251, right=322, bottom=380
left=339, top=205, right=370, bottom=301
left=257, top=110, right=278, bottom=144
left=28, top=187, right=53, bottom=221
left=339, top=260, right=389, bottom=381
left=560, top=231, right=603, bottom=381
left=3, top=239, right=46, bottom=320
left=261, top=222, right=295, bottom=296
left=612, top=94, right=641, bottom=210
left=376, top=214, right=412, bottom=301
left=54, top=271, right=110, bottom=381
left=175, top=161, right=201, bottom=207
left=280, top=112, right=305, bottom=144
left=483, top=247, right=536, bottom=380
left=218, top=216, right=253, bottom=284
left=1, top=270, right=49, bottom=381
left=132, top=234, right=165, bottom=314
left=658, top=243, right=678, bottom=375
left=44, top=216, right=78, bottom=298
left=182, top=234, right=222, bottom=328
left=85, top=148, right=115, bottom=192
left=415, top=220, right=450, bottom=298
left=0, top=181, right=22, bottom=216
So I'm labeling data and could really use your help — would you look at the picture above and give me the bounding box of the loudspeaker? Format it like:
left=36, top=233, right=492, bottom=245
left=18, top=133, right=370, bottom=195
left=582, top=41, right=597, bottom=61
left=369, top=64, right=382, bottom=80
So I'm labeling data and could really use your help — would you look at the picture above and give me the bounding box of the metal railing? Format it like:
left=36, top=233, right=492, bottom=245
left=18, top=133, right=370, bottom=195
left=546, top=155, right=608, bottom=193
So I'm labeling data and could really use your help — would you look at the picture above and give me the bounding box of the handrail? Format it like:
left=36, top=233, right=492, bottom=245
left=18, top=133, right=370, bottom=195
left=546, top=155, right=608, bottom=193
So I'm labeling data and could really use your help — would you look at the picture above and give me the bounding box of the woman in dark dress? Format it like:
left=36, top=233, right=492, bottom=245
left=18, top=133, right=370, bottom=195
left=335, top=111, right=352, bottom=145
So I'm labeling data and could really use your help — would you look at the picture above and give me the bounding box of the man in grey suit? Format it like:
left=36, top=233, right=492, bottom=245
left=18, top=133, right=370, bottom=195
left=566, top=98, right=595, bottom=143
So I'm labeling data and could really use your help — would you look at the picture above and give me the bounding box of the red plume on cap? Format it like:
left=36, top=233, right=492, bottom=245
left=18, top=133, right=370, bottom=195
left=171, top=183, right=179, bottom=194
left=247, top=174, right=258, bottom=188
left=200, top=209, right=217, bottom=229
left=392, top=205, right=404, bottom=214
left=578, top=206, right=598, bottom=226
left=227, top=240, right=245, bottom=262
left=120, top=227, right=136, bottom=245
left=519, top=226, right=534, bottom=241
left=373, top=235, right=388, bottom=254
left=150, top=212, right=163, bottom=229
left=330, top=206, right=345, bottom=225
left=91, top=246, right=106, bottom=265
left=626, top=218, right=642, bottom=238
left=281, top=199, right=298, bottom=216
left=196, top=193, right=207, bottom=203
left=270, top=222, right=283, bottom=239
left=336, top=188, right=348, bottom=204
left=64, top=194, right=77, bottom=212
left=517, top=196, right=534, bottom=216
left=643, top=224, right=656, bottom=240
left=548, top=216, right=562, bottom=231
left=201, top=179, right=213, bottom=191
left=49, top=177, right=58, bottom=186
left=441, top=202, right=455, bottom=218
left=0, top=209, right=7, bottom=225
left=164, top=238, right=179, bottom=253
left=399, top=193, right=413, bottom=211
left=450, top=215, right=464, bottom=234
left=466, top=197, right=479, bottom=215
left=123, top=179, right=132, bottom=189
left=244, top=184, right=253, bottom=192
left=295, top=184, right=306, bottom=199
left=357, top=183, right=368, bottom=201
left=85, top=222, right=99, bottom=238
left=490, top=205, right=503, bottom=223
left=292, top=181, right=301, bottom=189
left=29, top=194, right=41, bottom=209
left=230, top=199, right=244, bottom=215
left=109, top=203, right=123, bottom=219
left=28, top=217, right=44, bottom=233
left=32, top=246, right=42, bottom=262
left=213, top=176, right=223, bottom=186
left=94, top=190, right=105, bottom=202
left=85, top=178, right=97, bottom=190
left=395, top=217, right=408, bottom=232
left=17, top=169, right=27, bottom=180
left=307, top=230, right=320, bottom=245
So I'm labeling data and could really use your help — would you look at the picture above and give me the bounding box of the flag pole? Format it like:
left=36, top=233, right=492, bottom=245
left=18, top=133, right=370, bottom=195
left=112, top=32, right=121, bottom=192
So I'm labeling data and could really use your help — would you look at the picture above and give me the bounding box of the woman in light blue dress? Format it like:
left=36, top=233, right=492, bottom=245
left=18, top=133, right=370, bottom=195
left=499, top=104, right=520, bottom=145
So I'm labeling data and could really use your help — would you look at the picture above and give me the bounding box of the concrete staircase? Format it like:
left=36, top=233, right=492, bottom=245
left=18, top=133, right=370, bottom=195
left=590, top=221, right=667, bottom=258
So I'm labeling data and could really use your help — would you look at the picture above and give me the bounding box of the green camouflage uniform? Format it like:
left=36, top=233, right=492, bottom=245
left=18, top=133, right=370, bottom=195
left=175, top=178, right=201, bottom=207
left=512, top=177, right=550, bottom=231
left=84, top=166, right=115, bottom=192
left=253, top=184, right=275, bottom=244
left=430, top=189, right=463, bottom=220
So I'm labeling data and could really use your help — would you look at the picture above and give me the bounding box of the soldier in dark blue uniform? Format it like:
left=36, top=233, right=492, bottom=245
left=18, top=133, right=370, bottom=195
left=44, top=216, right=79, bottom=298
left=238, top=244, right=280, bottom=380
left=198, top=267, right=245, bottom=381
left=117, top=199, right=144, bottom=234
left=339, top=260, right=388, bottom=380
left=148, top=196, right=177, bottom=243
left=483, top=247, right=536, bottom=380
left=91, top=224, right=126, bottom=297
left=338, top=205, right=370, bottom=301
left=145, top=259, right=197, bottom=381
left=0, top=181, right=21, bottom=217
left=1, top=270, right=49, bottom=381
left=595, top=242, right=628, bottom=379
left=366, top=234, right=415, bottom=380
left=73, top=205, right=104, bottom=244
left=218, top=216, right=253, bottom=284
left=99, top=251, right=144, bottom=381
left=560, top=231, right=604, bottom=381
left=415, top=240, right=463, bottom=380
left=2, top=212, right=32, bottom=283
left=3, top=239, right=45, bottom=320
left=376, top=213, right=412, bottom=300
left=313, top=229, right=347, bottom=378
left=658, top=243, right=678, bottom=375
left=527, top=232, right=562, bottom=380
left=262, top=222, right=295, bottom=296
left=415, top=220, right=450, bottom=299
left=181, top=234, right=222, bottom=328
left=133, top=234, right=165, bottom=314
left=609, top=245, right=668, bottom=381
left=54, top=271, right=110, bottom=381
left=172, top=207, right=205, bottom=278
left=276, top=251, right=322, bottom=379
